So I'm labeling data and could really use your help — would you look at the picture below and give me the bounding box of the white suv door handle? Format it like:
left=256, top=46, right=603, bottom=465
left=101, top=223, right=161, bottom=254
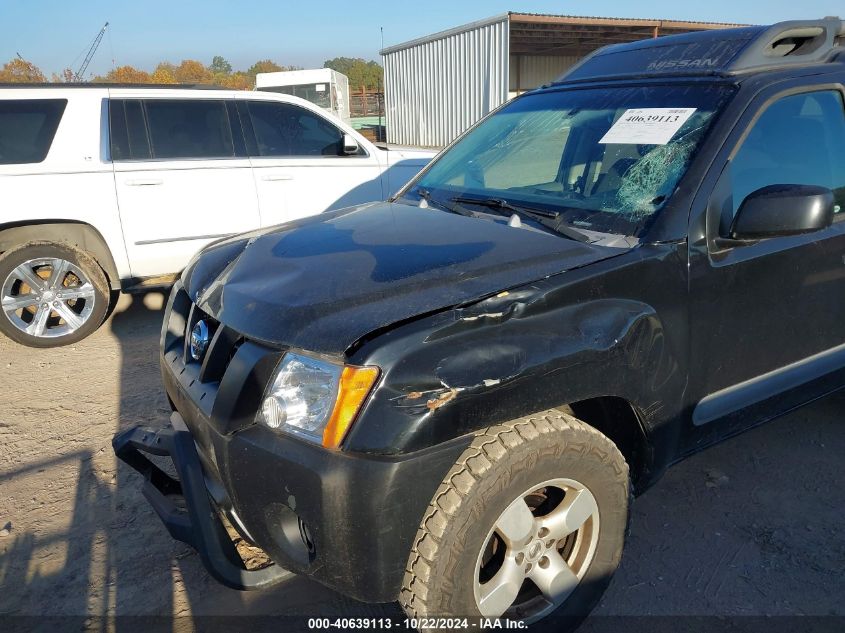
left=261, top=174, right=294, bottom=182
left=125, top=178, right=163, bottom=186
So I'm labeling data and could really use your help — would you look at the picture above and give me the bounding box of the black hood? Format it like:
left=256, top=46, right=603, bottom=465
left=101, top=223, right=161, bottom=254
left=183, top=202, right=624, bottom=355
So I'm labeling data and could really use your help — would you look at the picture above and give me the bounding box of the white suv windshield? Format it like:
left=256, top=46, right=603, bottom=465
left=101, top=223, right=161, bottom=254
left=409, top=83, right=735, bottom=237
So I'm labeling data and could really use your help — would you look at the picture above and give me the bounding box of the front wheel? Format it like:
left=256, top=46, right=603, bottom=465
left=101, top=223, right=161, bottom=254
left=0, top=242, right=110, bottom=347
left=400, top=410, right=630, bottom=631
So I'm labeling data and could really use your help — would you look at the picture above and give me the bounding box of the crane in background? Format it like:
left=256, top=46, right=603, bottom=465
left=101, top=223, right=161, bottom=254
left=72, top=22, right=109, bottom=82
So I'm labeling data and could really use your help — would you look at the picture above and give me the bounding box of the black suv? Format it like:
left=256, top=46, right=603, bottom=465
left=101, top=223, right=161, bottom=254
left=115, top=19, right=845, bottom=629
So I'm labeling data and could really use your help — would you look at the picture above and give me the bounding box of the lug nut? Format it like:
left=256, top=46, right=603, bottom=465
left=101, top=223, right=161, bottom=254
left=539, top=556, right=550, bottom=569
left=524, top=562, right=532, bottom=573
left=515, top=552, right=525, bottom=565
left=546, top=539, right=556, bottom=548
left=538, top=527, right=550, bottom=538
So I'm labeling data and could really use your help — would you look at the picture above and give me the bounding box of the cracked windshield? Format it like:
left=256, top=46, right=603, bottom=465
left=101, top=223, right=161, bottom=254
left=411, top=84, right=735, bottom=238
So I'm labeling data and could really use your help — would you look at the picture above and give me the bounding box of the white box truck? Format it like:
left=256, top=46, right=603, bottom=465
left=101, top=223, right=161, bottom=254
left=256, top=68, right=351, bottom=123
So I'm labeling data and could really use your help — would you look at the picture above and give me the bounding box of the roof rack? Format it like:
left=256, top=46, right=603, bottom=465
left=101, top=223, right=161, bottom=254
left=731, top=17, right=844, bottom=71
left=555, top=17, right=845, bottom=84
left=0, top=83, right=230, bottom=90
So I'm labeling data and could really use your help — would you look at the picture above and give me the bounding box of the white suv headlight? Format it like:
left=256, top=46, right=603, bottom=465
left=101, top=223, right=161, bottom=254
left=257, top=352, right=379, bottom=449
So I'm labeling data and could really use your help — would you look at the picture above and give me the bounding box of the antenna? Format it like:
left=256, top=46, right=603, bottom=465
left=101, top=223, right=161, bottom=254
left=379, top=27, right=385, bottom=143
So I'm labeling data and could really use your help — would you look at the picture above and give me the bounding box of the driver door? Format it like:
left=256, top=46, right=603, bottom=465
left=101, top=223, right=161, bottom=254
left=686, top=85, right=845, bottom=444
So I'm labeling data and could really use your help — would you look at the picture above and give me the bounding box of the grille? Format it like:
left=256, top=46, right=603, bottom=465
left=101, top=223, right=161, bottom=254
left=163, top=284, right=284, bottom=437
left=164, top=286, right=242, bottom=385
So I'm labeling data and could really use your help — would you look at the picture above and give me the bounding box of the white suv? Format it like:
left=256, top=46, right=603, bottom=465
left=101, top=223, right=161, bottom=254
left=0, top=85, right=435, bottom=347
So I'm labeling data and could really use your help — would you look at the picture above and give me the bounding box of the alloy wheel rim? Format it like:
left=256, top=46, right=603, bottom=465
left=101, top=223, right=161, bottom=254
left=1, top=257, right=96, bottom=338
left=473, top=477, right=600, bottom=623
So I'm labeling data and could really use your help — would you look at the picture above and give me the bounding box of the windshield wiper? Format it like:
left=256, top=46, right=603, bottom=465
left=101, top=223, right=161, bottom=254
left=417, top=188, right=482, bottom=218
left=451, top=196, right=590, bottom=243
left=452, top=196, right=557, bottom=218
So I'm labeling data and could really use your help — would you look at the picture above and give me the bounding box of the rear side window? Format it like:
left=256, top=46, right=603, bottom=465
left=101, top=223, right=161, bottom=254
left=246, top=100, right=345, bottom=157
left=109, top=99, right=152, bottom=160
left=145, top=99, right=234, bottom=159
left=0, top=99, right=66, bottom=165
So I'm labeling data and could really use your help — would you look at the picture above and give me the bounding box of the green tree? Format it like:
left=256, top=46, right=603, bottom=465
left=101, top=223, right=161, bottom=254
left=362, top=60, right=383, bottom=89
left=209, top=55, right=232, bottom=75
left=0, top=58, right=46, bottom=83
left=323, top=57, right=383, bottom=89
left=244, top=60, right=301, bottom=86
left=323, top=56, right=355, bottom=76
left=247, top=59, right=283, bottom=79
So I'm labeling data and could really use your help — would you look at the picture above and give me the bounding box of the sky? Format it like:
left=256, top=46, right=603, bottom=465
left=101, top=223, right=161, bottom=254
left=1, top=0, right=843, bottom=77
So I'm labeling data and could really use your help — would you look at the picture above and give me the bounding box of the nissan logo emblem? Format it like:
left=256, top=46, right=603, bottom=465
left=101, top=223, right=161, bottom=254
left=190, top=320, right=210, bottom=361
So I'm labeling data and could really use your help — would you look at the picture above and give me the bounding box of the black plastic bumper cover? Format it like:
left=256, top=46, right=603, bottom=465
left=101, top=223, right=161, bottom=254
left=112, top=415, right=293, bottom=590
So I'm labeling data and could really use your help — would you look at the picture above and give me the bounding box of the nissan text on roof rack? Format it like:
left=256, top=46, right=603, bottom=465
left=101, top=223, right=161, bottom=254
left=115, top=19, right=845, bottom=630
left=0, top=85, right=434, bottom=347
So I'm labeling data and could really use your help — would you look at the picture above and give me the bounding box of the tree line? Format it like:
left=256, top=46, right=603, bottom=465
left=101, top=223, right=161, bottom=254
left=0, top=55, right=384, bottom=90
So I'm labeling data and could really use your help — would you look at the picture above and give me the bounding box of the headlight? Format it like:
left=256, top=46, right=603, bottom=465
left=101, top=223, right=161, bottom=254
left=257, top=352, right=379, bottom=449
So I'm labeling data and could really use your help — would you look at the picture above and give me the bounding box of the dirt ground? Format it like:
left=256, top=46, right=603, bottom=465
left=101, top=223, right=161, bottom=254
left=1, top=292, right=843, bottom=631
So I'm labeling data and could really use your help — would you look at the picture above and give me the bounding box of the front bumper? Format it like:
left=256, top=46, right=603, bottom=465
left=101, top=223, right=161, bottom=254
left=115, top=283, right=471, bottom=602
left=116, top=409, right=469, bottom=602
left=112, top=412, right=293, bottom=590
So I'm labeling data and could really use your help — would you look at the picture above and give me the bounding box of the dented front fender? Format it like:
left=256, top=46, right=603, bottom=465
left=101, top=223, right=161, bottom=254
left=344, top=243, right=688, bottom=460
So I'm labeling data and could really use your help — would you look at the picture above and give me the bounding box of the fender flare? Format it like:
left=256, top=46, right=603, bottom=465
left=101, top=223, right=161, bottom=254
left=349, top=294, right=684, bottom=466
left=0, top=221, right=121, bottom=290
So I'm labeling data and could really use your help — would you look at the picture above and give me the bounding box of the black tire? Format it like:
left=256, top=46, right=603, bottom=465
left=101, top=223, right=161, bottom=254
left=400, top=409, right=630, bottom=632
left=105, top=289, right=122, bottom=322
left=0, top=241, right=110, bottom=348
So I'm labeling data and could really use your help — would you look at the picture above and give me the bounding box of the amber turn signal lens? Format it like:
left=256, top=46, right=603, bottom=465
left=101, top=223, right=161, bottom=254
left=322, top=365, right=380, bottom=449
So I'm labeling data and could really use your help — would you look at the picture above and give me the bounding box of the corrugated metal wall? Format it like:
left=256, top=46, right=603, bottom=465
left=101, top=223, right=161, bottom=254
left=383, top=16, right=509, bottom=148
left=508, top=55, right=580, bottom=96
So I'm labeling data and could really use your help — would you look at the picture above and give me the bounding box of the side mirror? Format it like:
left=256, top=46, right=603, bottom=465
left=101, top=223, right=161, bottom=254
left=341, top=133, right=359, bottom=156
left=730, top=184, right=835, bottom=240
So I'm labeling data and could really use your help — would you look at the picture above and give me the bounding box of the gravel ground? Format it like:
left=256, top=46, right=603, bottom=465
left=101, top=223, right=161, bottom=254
left=1, top=292, right=843, bottom=631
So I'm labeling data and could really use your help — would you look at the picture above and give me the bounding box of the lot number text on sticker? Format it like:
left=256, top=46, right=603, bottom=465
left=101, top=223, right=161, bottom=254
left=599, top=107, right=697, bottom=145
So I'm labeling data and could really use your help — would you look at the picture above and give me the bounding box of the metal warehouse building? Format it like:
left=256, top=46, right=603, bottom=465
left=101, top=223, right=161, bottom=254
left=381, top=13, right=740, bottom=147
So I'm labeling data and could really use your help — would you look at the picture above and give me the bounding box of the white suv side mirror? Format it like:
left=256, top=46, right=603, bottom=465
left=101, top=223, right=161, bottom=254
left=342, top=133, right=359, bottom=155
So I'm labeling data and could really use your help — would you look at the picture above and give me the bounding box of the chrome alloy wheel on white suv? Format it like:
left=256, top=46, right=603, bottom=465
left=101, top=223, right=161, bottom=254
left=2, top=257, right=96, bottom=338
left=0, top=242, right=110, bottom=347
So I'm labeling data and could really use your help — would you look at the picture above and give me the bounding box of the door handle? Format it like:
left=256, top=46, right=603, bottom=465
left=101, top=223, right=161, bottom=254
left=261, top=174, right=294, bottom=182
left=125, top=178, right=163, bottom=186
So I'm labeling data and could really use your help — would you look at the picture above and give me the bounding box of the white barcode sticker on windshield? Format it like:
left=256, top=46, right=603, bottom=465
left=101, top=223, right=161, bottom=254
left=599, top=108, right=697, bottom=145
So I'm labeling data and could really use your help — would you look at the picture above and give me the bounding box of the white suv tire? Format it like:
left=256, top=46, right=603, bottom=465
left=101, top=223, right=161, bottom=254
left=0, top=241, right=110, bottom=347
